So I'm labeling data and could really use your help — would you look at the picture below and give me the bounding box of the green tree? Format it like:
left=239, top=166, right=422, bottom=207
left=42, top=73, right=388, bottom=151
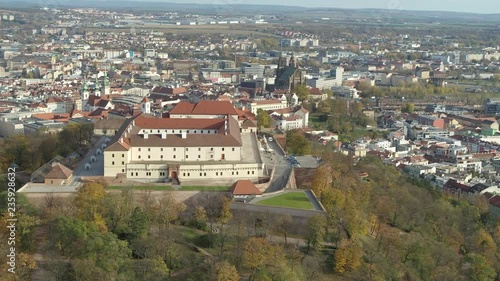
left=52, top=216, right=97, bottom=258
left=128, top=256, right=169, bottom=281
left=286, top=129, right=310, bottom=155
left=126, top=207, right=149, bottom=241
left=401, top=102, right=415, bottom=114
left=256, top=109, right=271, bottom=129
left=465, top=254, right=496, bottom=281
left=307, top=215, right=326, bottom=253
left=294, top=84, right=309, bottom=103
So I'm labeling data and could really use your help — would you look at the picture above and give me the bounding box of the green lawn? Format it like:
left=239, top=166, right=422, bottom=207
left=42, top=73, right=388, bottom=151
left=108, top=186, right=230, bottom=191
left=256, top=191, right=314, bottom=210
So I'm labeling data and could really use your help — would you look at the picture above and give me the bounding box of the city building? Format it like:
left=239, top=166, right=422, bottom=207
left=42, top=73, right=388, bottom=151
left=104, top=101, right=266, bottom=183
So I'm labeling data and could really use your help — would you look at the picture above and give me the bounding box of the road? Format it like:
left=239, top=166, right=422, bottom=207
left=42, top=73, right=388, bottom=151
left=72, top=136, right=108, bottom=182
left=261, top=136, right=292, bottom=193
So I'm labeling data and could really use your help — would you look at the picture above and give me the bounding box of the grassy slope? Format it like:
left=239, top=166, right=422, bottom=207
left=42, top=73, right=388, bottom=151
left=257, top=192, right=314, bottom=210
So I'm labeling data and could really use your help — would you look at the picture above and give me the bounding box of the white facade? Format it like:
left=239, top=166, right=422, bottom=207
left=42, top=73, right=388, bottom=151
left=104, top=102, right=265, bottom=183
left=249, top=99, right=288, bottom=115
left=46, top=101, right=67, bottom=114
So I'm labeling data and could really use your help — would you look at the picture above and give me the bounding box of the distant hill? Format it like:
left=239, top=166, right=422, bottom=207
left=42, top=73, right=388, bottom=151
left=0, top=0, right=499, bottom=23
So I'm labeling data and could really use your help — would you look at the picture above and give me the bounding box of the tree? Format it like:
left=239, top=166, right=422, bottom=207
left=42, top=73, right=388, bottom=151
left=311, top=165, right=331, bottom=200
left=401, top=102, right=415, bottom=114
left=52, top=216, right=97, bottom=258
left=334, top=239, right=363, bottom=273
left=126, top=207, right=149, bottom=241
left=83, top=231, right=132, bottom=273
left=465, top=254, right=496, bottom=281
left=294, top=84, right=309, bottom=103
left=218, top=196, right=233, bottom=258
left=256, top=109, right=271, bottom=129
left=286, top=129, right=310, bottom=155
left=193, top=206, right=208, bottom=230
left=74, top=182, right=107, bottom=231
left=243, top=237, right=284, bottom=281
left=128, top=255, right=169, bottom=281
left=155, top=194, right=186, bottom=231
left=307, top=215, right=326, bottom=253
left=274, top=214, right=293, bottom=245
left=214, top=261, right=240, bottom=281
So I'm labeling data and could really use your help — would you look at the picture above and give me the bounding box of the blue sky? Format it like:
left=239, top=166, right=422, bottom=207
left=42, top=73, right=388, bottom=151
left=140, top=0, right=500, bottom=14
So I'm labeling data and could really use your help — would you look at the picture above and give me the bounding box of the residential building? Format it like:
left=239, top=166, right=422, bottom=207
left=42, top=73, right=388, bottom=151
left=269, top=106, right=309, bottom=131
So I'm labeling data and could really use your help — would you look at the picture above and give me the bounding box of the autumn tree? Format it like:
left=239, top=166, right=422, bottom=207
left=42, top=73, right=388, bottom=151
left=193, top=206, right=208, bottom=230
left=155, top=194, right=186, bottom=231
left=218, top=196, right=233, bottom=258
left=334, top=239, right=363, bottom=273
left=311, top=165, right=331, bottom=200
left=214, top=261, right=240, bottom=281
left=74, top=182, right=107, bottom=232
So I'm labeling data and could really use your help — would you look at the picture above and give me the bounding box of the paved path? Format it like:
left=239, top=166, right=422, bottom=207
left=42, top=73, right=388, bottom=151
left=261, top=136, right=292, bottom=193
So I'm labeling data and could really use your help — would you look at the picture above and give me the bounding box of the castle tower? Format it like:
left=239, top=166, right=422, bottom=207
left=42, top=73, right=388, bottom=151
left=101, top=71, right=110, bottom=96
left=289, top=53, right=297, bottom=67
left=80, top=78, right=89, bottom=110
left=141, top=96, right=151, bottom=114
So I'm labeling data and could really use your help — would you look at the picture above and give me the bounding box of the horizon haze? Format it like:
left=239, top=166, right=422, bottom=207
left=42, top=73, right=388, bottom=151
left=129, top=0, right=500, bottom=14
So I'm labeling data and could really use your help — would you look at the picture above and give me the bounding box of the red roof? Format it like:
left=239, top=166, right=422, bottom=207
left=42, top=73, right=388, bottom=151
left=170, top=101, right=238, bottom=116
left=45, top=163, right=73, bottom=179
left=134, top=114, right=225, bottom=130
left=230, top=180, right=262, bottom=196
left=489, top=195, right=500, bottom=208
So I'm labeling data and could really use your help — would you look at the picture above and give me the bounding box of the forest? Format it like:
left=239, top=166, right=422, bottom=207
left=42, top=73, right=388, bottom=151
left=0, top=150, right=498, bottom=280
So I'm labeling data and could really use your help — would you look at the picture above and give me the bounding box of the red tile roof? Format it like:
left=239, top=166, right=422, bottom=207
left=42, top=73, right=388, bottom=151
left=45, top=163, right=73, bottom=179
left=134, top=114, right=225, bottom=130
left=230, top=180, right=262, bottom=195
left=170, top=101, right=238, bottom=116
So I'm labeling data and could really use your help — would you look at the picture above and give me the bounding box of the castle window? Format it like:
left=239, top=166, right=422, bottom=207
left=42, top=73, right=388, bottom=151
left=112, top=154, right=114, bottom=157
left=198, top=148, right=201, bottom=151
left=112, top=161, right=115, bottom=165
left=122, top=154, right=124, bottom=157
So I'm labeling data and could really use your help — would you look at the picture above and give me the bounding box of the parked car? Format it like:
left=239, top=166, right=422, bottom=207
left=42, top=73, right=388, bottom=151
left=268, top=137, right=273, bottom=142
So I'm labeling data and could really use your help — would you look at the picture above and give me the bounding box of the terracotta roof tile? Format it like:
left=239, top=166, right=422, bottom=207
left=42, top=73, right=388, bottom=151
left=230, top=180, right=262, bottom=195
left=45, top=163, right=73, bottom=179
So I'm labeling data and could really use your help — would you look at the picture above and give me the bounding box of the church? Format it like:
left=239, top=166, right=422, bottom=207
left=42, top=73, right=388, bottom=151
left=274, top=53, right=305, bottom=92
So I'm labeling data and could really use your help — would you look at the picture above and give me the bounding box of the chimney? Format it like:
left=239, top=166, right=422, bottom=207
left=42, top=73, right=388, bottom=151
left=224, top=119, right=228, bottom=135
left=144, top=133, right=148, bottom=139
left=161, top=132, right=167, bottom=139
left=119, top=137, right=123, bottom=143
left=181, top=131, right=187, bottom=139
